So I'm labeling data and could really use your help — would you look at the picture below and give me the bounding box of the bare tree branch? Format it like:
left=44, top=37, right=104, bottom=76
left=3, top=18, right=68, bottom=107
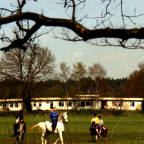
left=0, top=1, right=144, bottom=51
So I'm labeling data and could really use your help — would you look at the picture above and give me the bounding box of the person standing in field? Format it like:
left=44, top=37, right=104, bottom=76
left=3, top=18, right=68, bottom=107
left=49, top=107, right=59, bottom=132
left=90, top=113, right=100, bottom=136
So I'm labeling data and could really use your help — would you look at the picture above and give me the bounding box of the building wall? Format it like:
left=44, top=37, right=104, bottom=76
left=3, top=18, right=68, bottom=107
left=0, top=102, right=23, bottom=111
left=31, top=101, right=73, bottom=111
left=0, top=97, right=143, bottom=111
left=106, top=101, right=142, bottom=111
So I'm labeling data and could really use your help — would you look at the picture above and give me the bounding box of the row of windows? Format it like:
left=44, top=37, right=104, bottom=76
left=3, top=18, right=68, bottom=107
left=112, top=101, right=135, bottom=107
left=59, top=101, right=72, bottom=107
left=79, top=101, right=93, bottom=107
left=1, top=101, right=136, bottom=109
left=1, top=103, right=19, bottom=108
left=33, top=101, right=72, bottom=107
left=33, top=103, right=41, bottom=107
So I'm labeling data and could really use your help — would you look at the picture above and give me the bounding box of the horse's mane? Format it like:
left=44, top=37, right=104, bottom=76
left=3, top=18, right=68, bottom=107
left=58, top=112, right=65, bottom=121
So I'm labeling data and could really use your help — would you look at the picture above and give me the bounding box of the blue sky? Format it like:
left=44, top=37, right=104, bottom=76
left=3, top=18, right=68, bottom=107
left=1, top=0, right=144, bottom=79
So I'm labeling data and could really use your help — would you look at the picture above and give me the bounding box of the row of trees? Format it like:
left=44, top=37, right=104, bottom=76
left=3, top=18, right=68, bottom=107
left=119, top=63, right=144, bottom=98
left=0, top=44, right=108, bottom=112
left=1, top=1, right=144, bottom=113
left=0, top=43, right=143, bottom=112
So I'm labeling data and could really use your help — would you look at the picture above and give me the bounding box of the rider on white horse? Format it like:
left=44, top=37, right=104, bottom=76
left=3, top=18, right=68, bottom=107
left=29, top=112, right=68, bottom=144
left=50, top=107, right=58, bottom=133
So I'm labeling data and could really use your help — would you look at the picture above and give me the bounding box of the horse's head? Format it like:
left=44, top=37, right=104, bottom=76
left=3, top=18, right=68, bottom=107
left=90, top=122, right=98, bottom=136
left=58, top=112, right=68, bottom=123
left=91, top=122, right=96, bottom=129
left=63, top=112, right=68, bottom=123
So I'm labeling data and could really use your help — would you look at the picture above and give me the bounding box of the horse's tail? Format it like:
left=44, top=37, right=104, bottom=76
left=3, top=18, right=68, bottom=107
left=28, top=124, right=39, bottom=130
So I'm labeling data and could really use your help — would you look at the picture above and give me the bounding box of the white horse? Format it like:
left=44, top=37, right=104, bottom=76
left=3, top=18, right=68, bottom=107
left=29, top=112, right=68, bottom=144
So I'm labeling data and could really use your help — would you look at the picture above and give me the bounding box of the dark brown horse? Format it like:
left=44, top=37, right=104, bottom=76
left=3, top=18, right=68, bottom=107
left=100, top=126, right=108, bottom=142
left=90, top=122, right=108, bottom=142
left=90, top=122, right=99, bottom=142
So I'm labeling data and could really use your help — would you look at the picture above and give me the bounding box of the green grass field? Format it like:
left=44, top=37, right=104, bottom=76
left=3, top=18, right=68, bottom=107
left=0, top=111, right=144, bottom=144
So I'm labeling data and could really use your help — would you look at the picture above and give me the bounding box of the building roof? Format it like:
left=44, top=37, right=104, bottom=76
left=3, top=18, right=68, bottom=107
left=0, top=96, right=144, bottom=102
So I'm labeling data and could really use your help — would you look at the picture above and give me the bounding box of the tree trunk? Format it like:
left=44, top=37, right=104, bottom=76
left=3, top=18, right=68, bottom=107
left=21, top=83, right=32, bottom=114
left=65, top=83, right=69, bottom=112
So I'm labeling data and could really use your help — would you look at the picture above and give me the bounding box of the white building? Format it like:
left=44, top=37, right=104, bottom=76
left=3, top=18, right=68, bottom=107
left=0, top=99, right=23, bottom=111
left=0, top=95, right=143, bottom=111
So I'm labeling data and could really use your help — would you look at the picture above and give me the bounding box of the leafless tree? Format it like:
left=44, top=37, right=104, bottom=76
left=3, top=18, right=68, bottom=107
left=88, top=63, right=106, bottom=111
left=0, top=43, right=55, bottom=112
left=59, top=62, right=70, bottom=110
left=88, top=63, right=106, bottom=95
left=1, top=0, right=144, bottom=52
left=138, top=62, right=144, bottom=71
left=71, top=62, right=87, bottom=93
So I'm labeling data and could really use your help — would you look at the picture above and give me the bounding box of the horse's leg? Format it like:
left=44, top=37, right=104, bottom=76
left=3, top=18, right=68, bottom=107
left=42, top=131, right=48, bottom=144
left=54, top=138, right=59, bottom=144
left=91, top=135, right=94, bottom=142
left=96, top=134, right=99, bottom=142
left=104, top=137, right=107, bottom=142
left=44, top=139, right=47, bottom=144
left=44, top=133, right=48, bottom=144
left=104, top=133, right=107, bottom=142
left=41, top=131, right=45, bottom=144
left=59, top=131, right=64, bottom=144
left=21, top=133, right=24, bottom=143
left=16, top=133, right=20, bottom=144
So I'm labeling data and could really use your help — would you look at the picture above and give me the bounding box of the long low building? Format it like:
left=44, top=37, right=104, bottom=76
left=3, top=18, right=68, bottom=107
left=0, top=95, right=144, bottom=111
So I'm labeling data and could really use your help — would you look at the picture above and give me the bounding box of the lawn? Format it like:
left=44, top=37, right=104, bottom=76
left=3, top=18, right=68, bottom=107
left=0, top=111, right=144, bottom=144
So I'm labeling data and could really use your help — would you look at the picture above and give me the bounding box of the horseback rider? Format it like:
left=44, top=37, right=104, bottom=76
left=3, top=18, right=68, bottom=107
left=49, top=107, right=58, bottom=132
left=90, top=113, right=101, bottom=136
left=98, top=116, right=104, bottom=132
left=12, top=110, right=26, bottom=137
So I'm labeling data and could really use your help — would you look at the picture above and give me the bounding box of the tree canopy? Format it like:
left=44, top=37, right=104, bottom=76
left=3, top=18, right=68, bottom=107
left=1, top=0, right=144, bottom=52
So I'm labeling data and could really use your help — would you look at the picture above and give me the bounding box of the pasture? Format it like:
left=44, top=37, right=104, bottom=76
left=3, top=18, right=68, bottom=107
left=0, top=111, right=144, bottom=144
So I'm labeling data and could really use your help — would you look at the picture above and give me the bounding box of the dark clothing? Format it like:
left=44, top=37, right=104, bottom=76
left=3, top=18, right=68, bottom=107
left=50, top=111, right=58, bottom=131
left=16, top=113, right=23, bottom=121
left=96, top=124, right=100, bottom=131
left=52, top=123, right=57, bottom=131
left=49, top=111, right=58, bottom=124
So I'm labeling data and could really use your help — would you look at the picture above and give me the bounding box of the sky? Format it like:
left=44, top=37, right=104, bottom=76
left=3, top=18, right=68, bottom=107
left=1, top=0, right=144, bottom=79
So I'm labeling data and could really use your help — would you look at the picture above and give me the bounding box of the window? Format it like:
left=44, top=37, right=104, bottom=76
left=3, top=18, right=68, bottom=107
left=15, top=103, right=18, bottom=107
left=39, top=103, right=42, bottom=107
left=81, top=101, right=93, bottom=107
left=10, top=103, right=13, bottom=108
left=86, top=101, right=90, bottom=106
left=90, top=101, right=93, bottom=107
left=81, top=101, right=85, bottom=107
left=59, top=101, right=64, bottom=107
left=130, top=102, right=134, bottom=107
left=67, top=102, right=72, bottom=107
left=3, top=103, right=6, bottom=108
left=69, top=102, right=72, bottom=106
left=119, top=102, right=123, bottom=107
left=33, top=103, right=36, bottom=107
